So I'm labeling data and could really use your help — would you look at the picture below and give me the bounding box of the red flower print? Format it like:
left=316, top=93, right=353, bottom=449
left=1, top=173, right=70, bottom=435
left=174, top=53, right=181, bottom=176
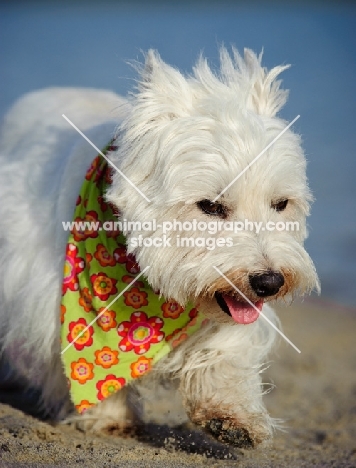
left=94, top=244, right=116, bottom=267
left=94, top=164, right=105, bottom=183
left=78, top=287, right=93, bottom=313
left=105, top=166, right=114, bottom=185
left=106, top=224, right=121, bottom=239
left=108, top=203, right=120, bottom=217
left=91, top=272, right=118, bottom=301
left=161, top=300, right=184, bottom=319
left=67, top=318, right=94, bottom=351
left=76, top=399, right=95, bottom=414
left=62, top=244, right=85, bottom=294
left=96, top=308, right=117, bottom=331
left=113, top=245, right=140, bottom=273
left=113, top=244, right=127, bottom=263
left=189, top=308, right=199, bottom=319
left=97, top=195, right=109, bottom=212
left=125, top=254, right=140, bottom=274
left=130, top=356, right=152, bottom=378
left=118, top=311, right=164, bottom=355
left=123, top=287, right=148, bottom=309
left=96, top=374, right=126, bottom=401
left=70, top=358, right=94, bottom=385
left=72, top=211, right=100, bottom=242
left=106, top=144, right=118, bottom=153
left=94, top=346, right=119, bottom=369
left=85, top=156, right=100, bottom=181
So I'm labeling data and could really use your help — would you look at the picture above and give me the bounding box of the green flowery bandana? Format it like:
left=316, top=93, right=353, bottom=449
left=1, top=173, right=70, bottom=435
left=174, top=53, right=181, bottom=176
left=60, top=145, right=206, bottom=414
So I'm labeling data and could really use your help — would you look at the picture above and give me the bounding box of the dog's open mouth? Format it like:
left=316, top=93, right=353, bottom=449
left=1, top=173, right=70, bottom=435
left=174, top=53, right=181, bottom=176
left=215, top=292, right=263, bottom=325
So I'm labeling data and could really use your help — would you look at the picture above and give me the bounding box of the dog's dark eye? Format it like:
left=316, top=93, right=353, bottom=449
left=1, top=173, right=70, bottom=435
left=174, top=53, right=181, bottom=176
left=197, top=199, right=227, bottom=218
left=272, top=199, right=288, bottom=212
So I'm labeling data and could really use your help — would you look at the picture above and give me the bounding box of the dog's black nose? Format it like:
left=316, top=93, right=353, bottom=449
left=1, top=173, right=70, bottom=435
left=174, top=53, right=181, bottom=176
left=249, top=271, right=284, bottom=297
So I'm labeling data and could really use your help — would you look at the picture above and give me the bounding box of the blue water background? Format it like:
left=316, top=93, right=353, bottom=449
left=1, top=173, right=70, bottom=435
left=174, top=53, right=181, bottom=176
left=1, top=1, right=355, bottom=307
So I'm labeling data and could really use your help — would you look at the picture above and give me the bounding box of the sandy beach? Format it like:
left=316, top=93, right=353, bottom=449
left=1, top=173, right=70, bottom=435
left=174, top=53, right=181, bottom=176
left=0, top=299, right=355, bottom=467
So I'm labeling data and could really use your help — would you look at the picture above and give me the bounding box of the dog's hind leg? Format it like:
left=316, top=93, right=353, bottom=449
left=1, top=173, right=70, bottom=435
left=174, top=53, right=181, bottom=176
left=65, top=386, right=136, bottom=435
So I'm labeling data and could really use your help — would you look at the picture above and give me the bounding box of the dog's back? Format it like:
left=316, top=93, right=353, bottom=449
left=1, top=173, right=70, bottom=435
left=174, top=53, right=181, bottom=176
left=0, top=88, right=126, bottom=413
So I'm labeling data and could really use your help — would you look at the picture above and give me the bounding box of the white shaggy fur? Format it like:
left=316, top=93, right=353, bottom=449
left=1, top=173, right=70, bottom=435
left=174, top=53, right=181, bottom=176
left=0, top=48, right=319, bottom=447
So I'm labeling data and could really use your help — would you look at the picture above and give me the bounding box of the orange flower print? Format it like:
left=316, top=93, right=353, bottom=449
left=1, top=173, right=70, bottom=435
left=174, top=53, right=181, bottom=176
left=70, top=358, right=94, bottom=385
left=161, top=300, right=184, bottom=319
left=96, top=374, right=126, bottom=401
left=184, top=308, right=200, bottom=328
left=123, top=287, right=148, bottom=309
left=94, top=244, right=116, bottom=267
left=130, top=356, right=152, bottom=378
left=165, top=327, right=179, bottom=342
left=121, top=275, right=145, bottom=289
left=94, top=346, right=119, bottom=369
left=86, top=253, right=93, bottom=265
left=96, top=308, right=117, bottom=331
left=60, top=304, right=66, bottom=324
left=76, top=399, right=95, bottom=414
left=91, top=272, right=118, bottom=301
left=72, top=211, right=100, bottom=242
left=62, top=244, right=85, bottom=294
left=172, top=333, right=188, bottom=349
left=113, top=244, right=127, bottom=264
left=78, top=287, right=93, bottom=313
left=118, top=311, right=164, bottom=355
left=67, top=318, right=94, bottom=351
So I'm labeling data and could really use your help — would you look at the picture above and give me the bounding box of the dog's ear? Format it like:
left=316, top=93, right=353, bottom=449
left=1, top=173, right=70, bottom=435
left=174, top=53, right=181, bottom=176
left=194, top=47, right=290, bottom=117
left=237, top=48, right=290, bottom=117
left=136, top=50, right=193, bottom=120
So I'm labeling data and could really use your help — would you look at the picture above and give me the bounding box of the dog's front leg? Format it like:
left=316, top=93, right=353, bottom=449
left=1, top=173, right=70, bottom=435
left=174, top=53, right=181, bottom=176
left=181, top=361, right=274, bottom=448
left=173, top=318, right=277, bottom=448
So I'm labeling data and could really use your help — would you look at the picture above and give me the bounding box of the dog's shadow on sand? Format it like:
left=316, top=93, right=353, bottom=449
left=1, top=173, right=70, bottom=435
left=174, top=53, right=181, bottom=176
left=0, top=357, right=239, bottom=460
left=133, top=423, right=240, bottom=460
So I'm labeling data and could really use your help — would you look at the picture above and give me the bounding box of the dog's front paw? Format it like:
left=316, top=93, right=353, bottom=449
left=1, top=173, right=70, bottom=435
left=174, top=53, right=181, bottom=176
left=206, top=418, right=253, bottom=448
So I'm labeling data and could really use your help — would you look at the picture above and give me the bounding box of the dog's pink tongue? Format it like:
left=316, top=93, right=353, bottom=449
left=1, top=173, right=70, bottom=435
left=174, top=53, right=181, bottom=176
left=223, top=295, right=263, bottom=324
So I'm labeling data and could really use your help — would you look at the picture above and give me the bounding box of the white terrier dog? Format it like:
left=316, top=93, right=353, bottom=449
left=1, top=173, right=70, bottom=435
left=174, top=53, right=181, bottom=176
left=0, top=47, right=319, bottom=448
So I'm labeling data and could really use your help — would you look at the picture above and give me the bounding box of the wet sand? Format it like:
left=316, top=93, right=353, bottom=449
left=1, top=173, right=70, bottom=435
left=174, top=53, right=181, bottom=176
left=1, top=299, right=355, bottom=467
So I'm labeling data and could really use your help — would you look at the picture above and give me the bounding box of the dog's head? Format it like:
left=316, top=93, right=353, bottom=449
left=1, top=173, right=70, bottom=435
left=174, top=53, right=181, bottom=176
left=106, top=47, right=320, bottom=324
